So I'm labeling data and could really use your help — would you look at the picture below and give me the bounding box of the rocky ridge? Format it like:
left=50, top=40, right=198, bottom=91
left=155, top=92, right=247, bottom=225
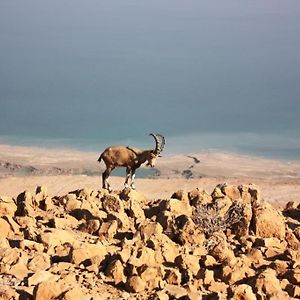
left=0, top=183, right=299, bottom=299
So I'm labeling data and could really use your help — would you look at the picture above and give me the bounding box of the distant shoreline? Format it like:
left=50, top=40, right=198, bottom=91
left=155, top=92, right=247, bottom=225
left=1, top=142, right=300, bottom=180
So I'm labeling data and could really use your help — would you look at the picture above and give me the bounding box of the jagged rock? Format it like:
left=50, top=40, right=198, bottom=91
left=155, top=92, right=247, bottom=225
left=61, top=286, right=85, bottom=300
left=35, top=186, right=48, bottom=202
left=211, top=185, right=225, bottom=199
left=0, top=237, right=10, bottom=248
left=230, top=284, right=256, bottom=300
left=0, top=196, right=17, bottom=216
left=203, top=269, right=214, bottom=285
left=39, top=228, right=78, bottom=249
left=78, top=218, right=101, bottom=234
left=161, top=198, right=193, bottom=217
left=208, top=232, right=237, bottom=265
left=98, top=220, right=118, bottom=239
left=188, top=188, right=212, bottom=206
left=126, top=275, right=146, bottom=293
left=0, top=286, right=18, bottom=300
left=34, top=281, right=65, bottom=300
left=285, top=228, right=300, bottom=250
left=286, top=284, right=300, bottom=298
left=285, top=267, right=300, bottom=285
left=3, top=216, right=20, bottom=234
left=221, top=184, right=241, bottom=200
left=164, top=284, right=188, bottom=298
left=27, top=253, right=51, bottom=272
left=70, top=242, right=106, bottom=267
left=221, top=257, right=254, bottom=285
left=105, top=259, right=126, bottom=285
left=252, top=200, right=286, bottom=239
left=171, top=190, right=189, bottom=202
left=128, top=245, right=163, bottom=268
left=15, top=191, right=38, bottom=216
left=164, top=268, right=181, bottom=285
left=0, top=218, right=11, bottom=238
left=138, top=220, right=163, bottom=241
left=137, top=265, right=161, bottom=290
left=232, top=203, right=252, bottom=236
left=173, top=215, right=206, bottom=246
left=102, top=194, right=124, bottom=214
left=255, top=269, right=287, bottom=298
left=27, top=270, right=59, bottom=286
left=175, top=254, right=200, bottom=277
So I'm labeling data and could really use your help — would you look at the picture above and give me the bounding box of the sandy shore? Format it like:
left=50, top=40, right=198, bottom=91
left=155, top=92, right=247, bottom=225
left=1, top=143, right=300, bottom=208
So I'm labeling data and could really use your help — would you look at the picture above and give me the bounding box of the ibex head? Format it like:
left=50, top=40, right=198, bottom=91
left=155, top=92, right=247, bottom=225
left=147, top=133, right=166, bottom=167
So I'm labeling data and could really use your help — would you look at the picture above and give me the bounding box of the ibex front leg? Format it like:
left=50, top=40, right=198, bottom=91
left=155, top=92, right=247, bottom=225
left=124, top=167, right=131, bottom=189
left=130, top=169, right=136, bottom=190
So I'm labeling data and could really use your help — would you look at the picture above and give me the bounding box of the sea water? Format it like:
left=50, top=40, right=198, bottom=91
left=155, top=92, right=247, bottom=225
left=0, top=0, right=300, bottom=160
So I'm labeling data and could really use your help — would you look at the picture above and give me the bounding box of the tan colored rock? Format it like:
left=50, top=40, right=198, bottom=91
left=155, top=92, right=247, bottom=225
left=126, top=275, right=146, bottom=293
left=70, top=242, right=106, bottom=267
left=175, top=254, right=200, bottom=277
left=255, top=269, right=285, bottom=298
left=164, top=284, right=188, bottom=298
left=34, top=281, right=64, bottom=300
left=98, top=220, right=118, bottom=239
left=164, top=268, right=181, bottom=285
left=7, top=260, right=30, bottom=280
left=230, top=284, right=256, bottom=300
left=0, top=218, right=11, bottom=238
left=78, top=218, right=101, bottom=234
left=252, top=200, right=286, bottom=240
left=0, top=237, right=10, bottom=248
left=28, top=270, right=59, bottom=286
left=105, top=259, right=126, bottom=285
left=188, top=188, right=212, bottom=206
left=232, top=203, right=252, bottom=236
left=0, top=196, right=17, bottom=216
left=285, top=228, right=300, bottom=250
left=102, top=194, right=124, bottom=214
left=203, top=269, right=214, bottom=285
left=221, top=184, right=241, bottom=200
left=161, top=198, right=193, bottom=217
left=208, top=281, right=228, bottom=294
left=39, top=228, right=77, bottom=248
left=61, top=286, right=85, bottom=300
left=138, top=220, right=163, bottom=241
left=129, top=245, right=163, bottom=268
left=137, top=265, right=161, bottom=290
left=16, top=190, right=38, bottom=216
left=0, top=286, right=18, bottom=300
left=27, top=253, right=51, bottom=272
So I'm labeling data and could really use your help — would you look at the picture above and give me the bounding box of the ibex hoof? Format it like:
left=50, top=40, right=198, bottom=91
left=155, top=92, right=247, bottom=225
left=131, top=184, right=136, bottom=190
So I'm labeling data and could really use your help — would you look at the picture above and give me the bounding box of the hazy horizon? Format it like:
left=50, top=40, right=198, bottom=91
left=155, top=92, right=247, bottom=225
left=1, top=0, right=300, bottom=159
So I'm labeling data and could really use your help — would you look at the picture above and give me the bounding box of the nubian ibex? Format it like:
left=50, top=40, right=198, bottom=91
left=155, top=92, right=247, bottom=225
left=98, top=133, right=165, bottom=191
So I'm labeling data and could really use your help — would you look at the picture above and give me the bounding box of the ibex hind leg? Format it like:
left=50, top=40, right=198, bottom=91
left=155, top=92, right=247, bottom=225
left=102, top=169, right=113, bottom=192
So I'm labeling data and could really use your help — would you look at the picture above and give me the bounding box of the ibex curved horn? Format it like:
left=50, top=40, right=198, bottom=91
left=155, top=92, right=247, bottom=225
left=150, top=133, right=166, bottom=155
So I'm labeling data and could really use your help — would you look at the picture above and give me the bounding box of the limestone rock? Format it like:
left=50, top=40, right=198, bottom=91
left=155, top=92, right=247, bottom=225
left=252, top=200, right=286, bottom=239
left=105, top=259, right=126, bottom=285
left=34, top=281, right=65, bottom=300
left=0, top=196, right=17, bottom=216
left=27, top=270, right=59, bottom=286
left=27, top=253, right=51, bottom=272
left=126, top=275, right=146, bottom=293
left=188, top=189, right=212, bottom=206
left=230, top=284, right=256, bottom=300
left=0, top=218, right=11, bottom=238
left=102, top=194, right=124, bottom=214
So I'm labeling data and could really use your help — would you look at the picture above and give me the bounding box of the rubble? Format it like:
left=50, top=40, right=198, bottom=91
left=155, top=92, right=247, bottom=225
left=0, top=183, right=299, bottom=299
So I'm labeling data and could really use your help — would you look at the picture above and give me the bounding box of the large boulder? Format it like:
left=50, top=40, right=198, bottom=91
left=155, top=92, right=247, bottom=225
left=251, top=200, right=286, bottom=239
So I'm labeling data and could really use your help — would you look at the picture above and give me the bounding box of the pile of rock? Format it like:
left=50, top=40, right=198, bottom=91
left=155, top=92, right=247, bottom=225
left=0, top=183, right=299, bottom=299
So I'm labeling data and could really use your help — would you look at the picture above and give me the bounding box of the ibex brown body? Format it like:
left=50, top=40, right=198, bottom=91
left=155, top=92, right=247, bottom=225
left=98, top=134, right=165, bottom=191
